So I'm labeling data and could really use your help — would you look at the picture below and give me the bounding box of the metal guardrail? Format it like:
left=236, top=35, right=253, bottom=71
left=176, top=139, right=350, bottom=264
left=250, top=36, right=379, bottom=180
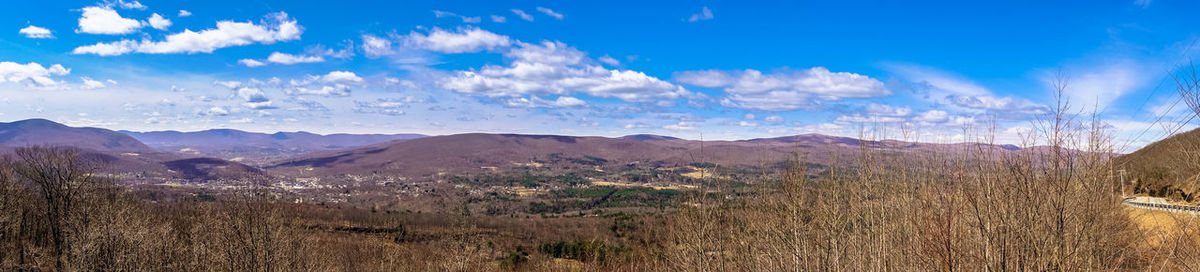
left=1123, top=197, right=1200, bottom=214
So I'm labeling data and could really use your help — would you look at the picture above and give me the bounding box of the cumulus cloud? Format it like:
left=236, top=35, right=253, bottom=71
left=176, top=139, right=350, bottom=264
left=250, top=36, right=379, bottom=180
left=687, top=6, right=713, bottom=22
left=491, top=15, right=507, bottom=23
left=73, top=12, right=302, bottom=56
left=316, top=71, right=363, bottom=83
left=205, top=106, right=229, bottom=116
left=536, top=7, right=564, bottom=20
left=238, top=59, right=266, bottom=67
left=439, top=41, right=691, bottom=103
left=178, top=10, right=192, bottom=17
left=236, top=87, right=275, bottom=109
left=361, top=34, right=393, bottom=58
left=266, top=52, right=324, bottom=64
left=77, top=6, right=143, bottom=35
left=511, top=9, right=534, bottom=21
left=147, top=13, right=171, bottom=30
left=19, top=25, right=53, bottom=38
left=677, top=68, right=889, bottom=111
left=281, top=71, right=363, bottom=97
left=0, top=61, right=70, bottom=87
left=405, top=27, right=511, bottom=53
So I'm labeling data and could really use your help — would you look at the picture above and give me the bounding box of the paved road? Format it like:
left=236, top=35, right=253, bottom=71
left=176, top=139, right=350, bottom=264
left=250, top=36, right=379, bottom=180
left=1123, top=197, right=1200, bottom=214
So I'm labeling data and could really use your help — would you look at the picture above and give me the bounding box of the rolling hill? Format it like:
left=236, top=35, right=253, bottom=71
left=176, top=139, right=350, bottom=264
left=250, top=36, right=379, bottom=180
left=0, top=119, right=155, bottom=153
left=1114, top=127, right=1200, bottom=200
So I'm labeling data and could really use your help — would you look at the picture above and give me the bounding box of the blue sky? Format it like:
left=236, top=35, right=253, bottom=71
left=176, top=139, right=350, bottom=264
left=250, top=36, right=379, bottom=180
left=1, top=0, right=1198, bottom=151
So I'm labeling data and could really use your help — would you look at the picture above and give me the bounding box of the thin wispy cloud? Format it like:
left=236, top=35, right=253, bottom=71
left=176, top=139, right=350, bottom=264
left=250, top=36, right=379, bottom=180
left=536, top=7, right=564, bottom=20
left=686, top=6, right=713, bottom=22
left=511, top=9, right=534, bottom=22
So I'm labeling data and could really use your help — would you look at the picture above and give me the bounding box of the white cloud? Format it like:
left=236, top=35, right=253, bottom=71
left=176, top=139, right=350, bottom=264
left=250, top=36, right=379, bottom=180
left=361, top=34, right=393, bottom=58
left=206, top=106, right=229, bottom=116
left=865, top=103, right=912, bottom=117
left=317, top=71, right=362, bottom=83
left=80, top=77, right=106, bottom=89
left=236, top=87, right=275, bottom=109
left=835, top=114, right=906, bottom=124
left=598, top=55, right=620, bottom=66
left=280, top=71, right=362, bottom=97
left=77, top=6, right=143, bottom=35
left=266, top=52, right=324, bottom=64
left=504, top=96, right=586, bottom=108
left=439, top=41, right=692, bottom=103
left=19, top=25, right=53, bottom=38
left=491, top=15, right=507, bottom=23
left=114, top=0, right=145, bottom=10
left=765, top=115, right=784, bottom=123
left=147, top=13, right=171, bottom=30
left=884, top=63, right=1049, bottom=117
left=0, top=62, right=70, bottom=87
left=354, top=98, right=411, bottom=116
left=912, top=110, right=949, bottom=123
left=406, top=27, right=511, bottom=53
left=291, top=85, right=351, bottom=96
left=687, top=6, right=714, bottom=22
left=947, top=94, right=1047, bottom=116
left=664, top=122, right=696, bottom=131
left=73, top=12, right=301, bottom=55
left=536, top=7, right=564, bottom=20
left=178, top=10, right=192, bottom=17
left=238, top=59, right=266, bottom=67
left=511, top=9, right=534, bottom=21
left=678, top=68, right=889, bottom=111
left=236, top=87, right=268, bottom=102
left=432, top=10, right=481, bottom=23
left=212, top=80, right=242, bottom=89
left=433, top=10, right=455, bottom=18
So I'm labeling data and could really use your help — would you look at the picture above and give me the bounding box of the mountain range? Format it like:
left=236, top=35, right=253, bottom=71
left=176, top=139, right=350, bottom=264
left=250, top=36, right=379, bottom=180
left=0, top=118, right=1085, bottom=183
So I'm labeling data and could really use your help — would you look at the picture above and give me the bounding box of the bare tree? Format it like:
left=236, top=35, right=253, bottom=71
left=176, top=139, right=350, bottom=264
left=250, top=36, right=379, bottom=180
left=9, top=146, right=97, bottom=270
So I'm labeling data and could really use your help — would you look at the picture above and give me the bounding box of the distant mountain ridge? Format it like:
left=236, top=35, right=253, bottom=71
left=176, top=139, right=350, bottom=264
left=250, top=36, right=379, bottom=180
left=0, top=118, right=1049, bottom=182
left=121, top=129, right=424, bottom=160
left=266, top=132, right=1033, bottom=179
left=0, top=119, right=155, bottom=153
